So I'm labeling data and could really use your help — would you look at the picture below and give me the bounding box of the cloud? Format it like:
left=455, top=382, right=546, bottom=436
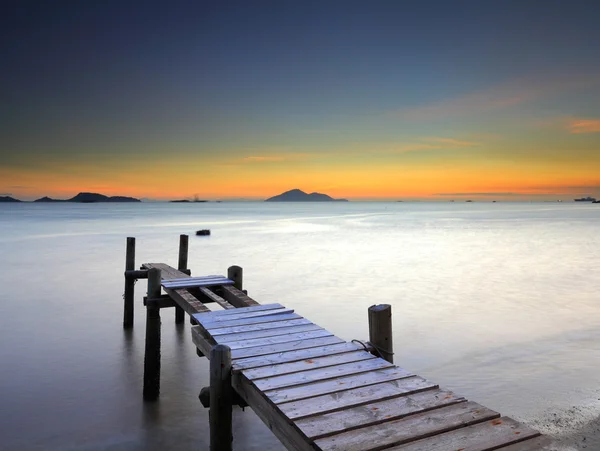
left=567, top=118, right=600, bottom=134
left=391, top=74, right=600, bottom=121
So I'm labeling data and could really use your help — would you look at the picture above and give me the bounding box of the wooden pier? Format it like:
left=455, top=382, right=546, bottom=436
left=123, top=235, right=550, bottom=451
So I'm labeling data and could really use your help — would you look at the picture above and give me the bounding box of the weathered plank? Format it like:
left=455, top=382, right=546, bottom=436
left=314, top=401, right=499, bottom=451
left=296, top=388, right=465, bottom=440
left=222, top=329, right=333, bottom=350
left=220, top=285, right=260, bottom=307
left=266, top=366, right=413, bottom=404
left=387, top=416, right=541, bottom=451
left=216, top=323, right=322, bottom=343
left=210, top=318, right=313, bottom=336
left=232, top=372, right=314, bottom=451
left=195, top=308, right=294, bottom=325
left=280, top=376, right=439, bottom=420
left=255, top=358, right=394, bottom=391
left=191, top=326, right=215, bottom=357
left=231, top=336, right=345, bottom=360
left=232, top=342, right=366, bottom=372
left=243, top=351, right=376, bottom=380
left=164, top=275, right=223, bottom=283
left=203, top=312, right=303, bottom=330
left=198, top=287, right=235, bottom=309
left=494, top=435, right=554, bottom=450
left=197, top=303, right=284, bottom=318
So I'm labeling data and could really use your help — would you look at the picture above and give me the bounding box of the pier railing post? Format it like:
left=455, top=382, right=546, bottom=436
left=227, top=266, right=243, bottom=291
left=368, top=304, right=394, bottom=363
left=123, top=237, right=136, bottom=328
left=176, top=234, right=188, bottom=324
left=143, top=268, right=162, bottom=400
left=210, top=344, right=233, bottom=451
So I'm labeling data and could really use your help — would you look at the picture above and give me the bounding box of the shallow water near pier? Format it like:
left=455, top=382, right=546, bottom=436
left=1, top=201, right=599, bottom=450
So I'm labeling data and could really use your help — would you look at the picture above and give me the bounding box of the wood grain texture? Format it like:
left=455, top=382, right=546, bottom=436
left=199, top=312, right=303, bottom=330
left=266, top=366, right=413, bottom=404
left=314, top=401, right=499, bottom=451
left=232, top=342, right=366, bottom=372
left=279, top=376, right=438, bottom=420
left=494, top=435, right=554, bottom=450
left=296, top=388, right=465, bottom=440
left=197, top=308, right=295, bottom=325
left=255, top=358, right=394, bottom=391
left=387, top=416, right=541, bottom=451
left=231, top=335, right=345, bottom=360
left=198, top=303, right=284, bottom=317
left=216, top=323, right=322, bottom=343
left=209, top=318, right=312, bottom=336
left=222, top=329, right=333, bottom=350
left=221, top=285, right=260, bottom=307
left=243, top=351, right=376, bottom=380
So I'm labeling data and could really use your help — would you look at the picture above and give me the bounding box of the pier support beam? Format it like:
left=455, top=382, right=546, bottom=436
left=176, top=234, right=188, bottom=324
left=123, top=237, right=136, bottom=328
left=228, top=266, right=243, bottom=291
left=143, top=268, right=162, bottom=400
left=368, top=304, right=394, bottom=364
left=210, top=344, right=233, bottom=451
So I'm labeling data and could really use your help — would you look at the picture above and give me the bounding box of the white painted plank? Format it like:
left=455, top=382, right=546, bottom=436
left=255, top=358, right=394, bottom=391
left=231, top=336, right=345, bottom=360
left=196, top=303, right=284, bottom=318
left=266, top=366, right=413, bottom=404
left=314, top=401, right=499, bottom=451
left=280, top=376, right=438, bottom=420
left=388, top=416, right=541, bottom=451
left=296, top=388, right=465, bottom=439
left=195, top=307, right=294, bottom=325
left=233, top=342, right=365, bottom=372
left=216, top=324, right=322, bottom=343
left=243, top=351, right=376, bottom=380
left=202, top=312, right=303, bottom=330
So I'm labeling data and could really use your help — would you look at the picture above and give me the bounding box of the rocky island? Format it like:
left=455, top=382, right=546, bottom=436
left=265, top=189, right=348, bottom=202
left=2, top=192, right=140, bottom=203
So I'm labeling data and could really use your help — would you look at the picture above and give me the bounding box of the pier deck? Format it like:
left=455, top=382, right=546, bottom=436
left=190, top=303, right=548, bottom=451
left=123, top=234, right=549, bottom=451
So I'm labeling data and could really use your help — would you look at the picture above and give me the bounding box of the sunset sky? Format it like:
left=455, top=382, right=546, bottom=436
left=2, top=1, right=599, bottom=201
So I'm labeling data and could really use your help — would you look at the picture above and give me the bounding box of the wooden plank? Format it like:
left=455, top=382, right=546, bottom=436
left=216, top=323, right=322, bottom=343
left=210, top=318, right=312, bottom=336
left=266, top=366, right=413, bottom=404
left=197, top=303, right=284, bottom=318
left=387, top=417, right=541, bottom=451
left=161, top=275, right=223, bottom=283
left=142, top=263, right=186, bottom=279
left=191, top=326, right=216, bottom=357
left=255, top=358, right=394, bottom=391
left=202, top=312, right=303, bottom=330
left=195, top=308, right=294, bottom=325
left=222, top=329, right=333, bottom=350
left=232, top=372, right=314, bottom=451
left=198, top=287, right=235, bottom=309
left=296, top=388, right=465, bottom=440
left=231, top=336, right=345, bottom=360
left=243, top=351, right=376, bottom=380
left=165, top=287, right=210, bottom=314
left=221, top=285, right=260, bottom=307
left=314, top=401, right=499, bottom=451
left=162, top=278, right=234, bottom=289
left=494, top=436, right=553, bottom=450
left=233, top=342, right=366, bottom=372
left=280, top=376, right=439, bottom=420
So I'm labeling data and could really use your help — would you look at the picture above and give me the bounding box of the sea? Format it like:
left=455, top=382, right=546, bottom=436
left=1, top=201, right=599, bottom=450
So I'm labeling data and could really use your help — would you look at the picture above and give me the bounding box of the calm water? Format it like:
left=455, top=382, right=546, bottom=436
left=1, top=202, right=599, bottom=450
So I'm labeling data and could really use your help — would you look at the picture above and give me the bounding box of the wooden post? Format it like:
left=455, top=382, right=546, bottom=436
left=368, top=304, right=394, bottom=363
left=210, top=344, right=233, bottom=451
left=175, top=234, right=188, bottom=324
left=227, top=265, right=243, bottom=290
left=143, top=268, right=162, bottom=400
left=123, top=237, right=136, bottom=328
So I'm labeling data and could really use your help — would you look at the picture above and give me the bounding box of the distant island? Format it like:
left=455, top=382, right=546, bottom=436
left=1, top=192, right=140, bottom=203
left=265, top=189, right=348, bottom=202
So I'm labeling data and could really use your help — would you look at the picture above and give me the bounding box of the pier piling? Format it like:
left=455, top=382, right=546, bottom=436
left=368, top=304, right=394, bottom=363
left=176, top=234, right=188, bottom=324
left=210, top=344, right=233, bottom=451
left=123, top=237, right=136, bottom=328
left=227, top=265, right=243, bottom=290
left=143, top=267, right=162, bottom=400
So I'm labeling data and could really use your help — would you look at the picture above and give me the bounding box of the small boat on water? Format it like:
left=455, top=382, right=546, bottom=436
left=574, top=196, right=596, bottom=202
left=196, top=229, right=211, bottom=236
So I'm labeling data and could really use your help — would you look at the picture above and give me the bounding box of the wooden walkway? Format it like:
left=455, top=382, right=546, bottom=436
left=190, top=303, right=549, bottom=451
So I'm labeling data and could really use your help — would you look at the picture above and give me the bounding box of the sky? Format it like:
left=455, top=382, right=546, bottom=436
left=1, top=0, right=599, bottom=201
